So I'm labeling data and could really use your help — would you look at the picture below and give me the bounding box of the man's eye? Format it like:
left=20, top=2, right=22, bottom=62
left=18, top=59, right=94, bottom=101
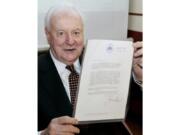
left=57, top=31, right=64, bottom=36
left=73, top=31, right=80, bottom=35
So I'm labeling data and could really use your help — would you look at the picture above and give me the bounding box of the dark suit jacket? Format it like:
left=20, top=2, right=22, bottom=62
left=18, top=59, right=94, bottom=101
left=38, top=51, right=141, bottom=135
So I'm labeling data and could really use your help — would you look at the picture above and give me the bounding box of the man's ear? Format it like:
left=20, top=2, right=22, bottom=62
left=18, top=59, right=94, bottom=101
left=45, top=27, right=50, bottom=38
left=45, top=27, right=51, bottom=44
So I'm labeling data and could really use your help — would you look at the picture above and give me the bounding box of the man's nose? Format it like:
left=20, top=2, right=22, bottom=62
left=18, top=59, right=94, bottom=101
left=65, top=33, right=75, bottom=45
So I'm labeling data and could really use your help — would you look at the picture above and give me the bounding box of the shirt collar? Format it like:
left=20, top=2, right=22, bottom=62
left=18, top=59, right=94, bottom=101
left=50, top=50, right=81, bottom=74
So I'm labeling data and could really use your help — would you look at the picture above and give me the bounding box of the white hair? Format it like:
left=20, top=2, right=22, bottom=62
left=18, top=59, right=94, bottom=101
left=44, top=2, right=85, bottom=31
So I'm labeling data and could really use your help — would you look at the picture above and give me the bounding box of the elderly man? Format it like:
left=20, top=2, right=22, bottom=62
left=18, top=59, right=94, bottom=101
left=38, top=4, right=142, bottom=135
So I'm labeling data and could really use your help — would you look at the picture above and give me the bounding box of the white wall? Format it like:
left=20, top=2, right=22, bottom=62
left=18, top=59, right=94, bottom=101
left=38, top=0, right=129, bottom=49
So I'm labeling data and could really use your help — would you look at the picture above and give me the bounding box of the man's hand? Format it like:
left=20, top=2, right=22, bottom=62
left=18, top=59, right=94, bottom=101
left=41, top=116, right=80, bottom=135
left=133, top=41, right=143, bottom=82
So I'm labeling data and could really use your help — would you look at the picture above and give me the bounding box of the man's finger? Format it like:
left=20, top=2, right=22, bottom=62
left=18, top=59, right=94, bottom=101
left=134, top=48, right=143, bottom=58
left=59, top=125, right=80, bottom=134
left=56, top=116, right=78, bottom=125
left=133, top=41, right=142, bottom=50
left=134, top=57, right=142, bottom=64
left=137, top=63, right=142, bottom=69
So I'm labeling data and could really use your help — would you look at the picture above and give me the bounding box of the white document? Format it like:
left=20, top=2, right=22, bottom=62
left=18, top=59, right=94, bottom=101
left=73, top=39, right=133, bottom=124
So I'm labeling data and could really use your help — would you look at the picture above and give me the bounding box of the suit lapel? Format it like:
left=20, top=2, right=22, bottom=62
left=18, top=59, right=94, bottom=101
left=40, top=52, right=73, bottom=116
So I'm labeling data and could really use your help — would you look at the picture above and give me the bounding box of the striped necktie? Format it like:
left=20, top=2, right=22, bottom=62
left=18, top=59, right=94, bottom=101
left=66, top=65, right=79, bottom=108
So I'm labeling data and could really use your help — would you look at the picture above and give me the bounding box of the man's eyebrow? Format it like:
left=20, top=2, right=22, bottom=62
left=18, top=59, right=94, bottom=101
left=56, top=29, right=64, bottom=31
left=73, top=28, right=82, bottom=31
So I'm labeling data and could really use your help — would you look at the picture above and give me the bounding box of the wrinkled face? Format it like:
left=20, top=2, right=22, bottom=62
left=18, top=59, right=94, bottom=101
left=45, top=11, right=84, bottom=65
